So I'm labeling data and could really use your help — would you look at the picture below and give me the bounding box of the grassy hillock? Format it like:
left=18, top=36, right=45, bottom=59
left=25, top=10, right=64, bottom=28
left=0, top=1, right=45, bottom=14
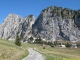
left=0, top=38, right=28, bottom=60
left=0, top=38, right=80, bottom=60
left=35, top=45, right=80, bottom=60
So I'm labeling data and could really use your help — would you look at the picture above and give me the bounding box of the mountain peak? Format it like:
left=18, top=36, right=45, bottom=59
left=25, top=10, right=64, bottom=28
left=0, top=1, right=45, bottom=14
left=32, top=6, right=80, bottom=42
left=0, top=6, right=80, bottom=42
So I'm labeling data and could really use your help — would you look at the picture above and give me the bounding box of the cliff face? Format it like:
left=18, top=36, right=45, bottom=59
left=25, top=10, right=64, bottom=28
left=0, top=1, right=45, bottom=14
left=32, top=6, right=80, bottom=42
left=0, top=6, right=80, bottom=42
left=0, top=14, right=23, bottom=40
left=21, top=15, right=35, bottom=41
left=0, top=14, right=35, bottom=41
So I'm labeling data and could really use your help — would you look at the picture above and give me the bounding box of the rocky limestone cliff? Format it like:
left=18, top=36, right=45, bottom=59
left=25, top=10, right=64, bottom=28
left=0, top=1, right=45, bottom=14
left=0, top=14, right=23, bottom=40
left=21, top=15, right=35, bottom=42
left=0, top=14, right=35, bottom=41
left=32, top=6, right=80, bottom=42
left=0, top=6, right=80, bottom=42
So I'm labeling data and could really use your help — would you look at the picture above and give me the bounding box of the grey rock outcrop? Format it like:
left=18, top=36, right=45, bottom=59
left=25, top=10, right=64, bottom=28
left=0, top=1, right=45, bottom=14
left=21, top=15, right=35, bottom=41
left=0, top=14, right=35, bottom=41
left=32, top=6, right=80, bottom=42
left=0, top=6, right=80, bottom=42
left=0, top=14, right=23, bottom=40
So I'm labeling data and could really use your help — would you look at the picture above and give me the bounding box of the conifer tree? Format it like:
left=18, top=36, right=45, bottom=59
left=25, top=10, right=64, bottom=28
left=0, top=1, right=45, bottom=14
left=15, top=34, right=21, bottom=46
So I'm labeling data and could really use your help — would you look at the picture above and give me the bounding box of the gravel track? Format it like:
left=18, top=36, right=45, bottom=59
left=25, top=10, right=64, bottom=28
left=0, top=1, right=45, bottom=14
left=22, top=48, right=45, bottom=60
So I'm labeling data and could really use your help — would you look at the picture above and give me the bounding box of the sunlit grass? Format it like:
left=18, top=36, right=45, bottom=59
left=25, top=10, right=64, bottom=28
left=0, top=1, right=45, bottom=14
left=34, top=45, right=80, bottom=60
left=0, top=38, right=80, bottom=60
left=0, top=39, right=28, bottom=60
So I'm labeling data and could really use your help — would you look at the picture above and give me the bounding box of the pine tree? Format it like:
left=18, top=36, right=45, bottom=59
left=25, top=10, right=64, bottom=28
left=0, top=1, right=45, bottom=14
left=15, top=34, right=21, bottom=46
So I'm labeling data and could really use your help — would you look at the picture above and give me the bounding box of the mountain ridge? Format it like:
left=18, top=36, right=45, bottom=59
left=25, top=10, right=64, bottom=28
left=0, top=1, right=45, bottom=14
left=0, top=6, right=80, bottom=42
left=32, top=6, right=80, bottom=42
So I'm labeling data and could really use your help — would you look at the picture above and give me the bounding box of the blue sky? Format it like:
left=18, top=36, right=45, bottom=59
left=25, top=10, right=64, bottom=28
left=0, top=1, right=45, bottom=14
left=0, top=0, right=80, bottom=24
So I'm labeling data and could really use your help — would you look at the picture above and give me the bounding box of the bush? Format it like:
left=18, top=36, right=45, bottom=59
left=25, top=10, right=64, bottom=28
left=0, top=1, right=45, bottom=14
left=15, top=34, right=21, bottom=46
left=61, top=8, right=69, bottom=18
left=47, top=42, right=53, bottom=45
left=43, top=44, right=46, bottom=49
left=76, top=43, right=80, bottom=47
left=76, top=41, right=80, bottom=48
left=28, top=37, right=33, bottom=43
left=44, top=41, right=53, bottom=46
left=54, top=41, right=58, bottom=46
left=65, top=43, right=71, bottom=48
left=34, top=38, right=43, bottom=44
left=43, top=46, right=45, bottom=49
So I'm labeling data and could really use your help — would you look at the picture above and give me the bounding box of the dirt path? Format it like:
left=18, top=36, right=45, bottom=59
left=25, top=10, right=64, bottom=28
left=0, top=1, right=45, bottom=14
left=22, top=48, right=45, bottom=60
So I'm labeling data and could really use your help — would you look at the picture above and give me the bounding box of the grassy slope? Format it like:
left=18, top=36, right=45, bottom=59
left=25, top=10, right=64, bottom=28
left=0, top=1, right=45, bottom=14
left=35, top=45, right=80, bottom=60
left=20, top=43, right=80, bottom=60
left=0, top=39, right=80, bottom=60
left=0, top=38, right=28, bottom=60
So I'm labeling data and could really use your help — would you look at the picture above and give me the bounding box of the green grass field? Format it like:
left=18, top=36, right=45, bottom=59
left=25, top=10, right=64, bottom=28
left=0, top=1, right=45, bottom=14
left=37, top=46, right=80, bottom=60
left=0, top=38, right=80, bottom=60
left=0, top=38, right=29, bottom=60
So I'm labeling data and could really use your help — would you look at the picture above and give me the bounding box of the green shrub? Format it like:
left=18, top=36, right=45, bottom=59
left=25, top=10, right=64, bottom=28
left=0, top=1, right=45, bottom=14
left=15, top=34, right=21, bottom=46
left=61, top=8, right=69, bottom=18
left=44, top=41, right=53, bottom=46
left=28, top=37, right=33, bottom=43
left=65, top=43, right=71, bottom=48
left=54, top=41, right=58, bottom=46
left=43, top=44, right=45, bottom=49
left=76, top=43, right=80, bottom=47
left=34, top=38, right=43, bottom=44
